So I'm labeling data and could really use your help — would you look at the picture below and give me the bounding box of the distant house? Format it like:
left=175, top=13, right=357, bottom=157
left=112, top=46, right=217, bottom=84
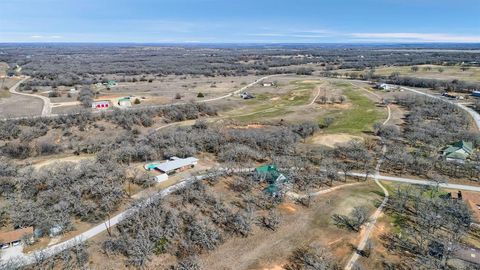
left=107, top=80, right=118, bottom=87
left=240, top=92, right=255, bottom=99
left=91, top=100, right=110, bottom=109
left=472, top=90, right=480, bottom=98
left=262, top=82, right=274, bottom=87
left=0, top=227, right=33, bottom=249
left=374, top=83, right=394, bottom=91
left=145, top=157, right=198, bottom=175
left=118, top=97, right=132, bottom=107
left=442, top=141, right=474, bottom=163
left=442, top=92, right=462, bottom=99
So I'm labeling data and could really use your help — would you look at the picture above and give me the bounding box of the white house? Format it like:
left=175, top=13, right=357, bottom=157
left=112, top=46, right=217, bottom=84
left=262, top=82, right=274, bottom=87
left=145, top=157, right=198, bottom=175
left=375, top=83, right=394, bottom=91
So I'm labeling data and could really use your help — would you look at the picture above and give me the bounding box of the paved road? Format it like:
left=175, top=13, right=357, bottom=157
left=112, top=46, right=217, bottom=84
left=399, top=86, right=480, bottom=130
left=1, top=175, right=204, bottom=267
left=8, top=76, right=52, bottom=116
left=348, top=172, right=480, bottom=192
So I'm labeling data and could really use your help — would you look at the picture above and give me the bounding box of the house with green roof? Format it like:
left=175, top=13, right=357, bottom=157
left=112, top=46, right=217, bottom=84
left=256, top=165, right=291, bottom=197
left=442, top=141, right=474, bottom=163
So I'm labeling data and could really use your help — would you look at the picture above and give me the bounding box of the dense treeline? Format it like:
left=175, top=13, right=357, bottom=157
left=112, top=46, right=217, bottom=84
left=377, top=95, right=480, bottom=180
left=0, top=103, right=217, bottom=159
left=321, top=70, right=480, bottom=92
left=1, top=45, right=478, bottom=87
left=382, top=186, right=473, bottom=269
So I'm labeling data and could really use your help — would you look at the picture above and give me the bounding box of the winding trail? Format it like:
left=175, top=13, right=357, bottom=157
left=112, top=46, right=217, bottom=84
left=8, top=76, right=52, bottom=116
left=344, top=82, right=391, bottom=270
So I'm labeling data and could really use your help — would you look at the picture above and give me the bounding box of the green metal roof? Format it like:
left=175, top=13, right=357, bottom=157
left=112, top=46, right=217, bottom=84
left=255, top=165, right=278, bottom=173
left=118, top=97, right=131, bottom=102
left=264, top=184, right=280, bottom=195
left=145, top=164, right=160, bottom=170
left=442, top=141, right=474, bottom=158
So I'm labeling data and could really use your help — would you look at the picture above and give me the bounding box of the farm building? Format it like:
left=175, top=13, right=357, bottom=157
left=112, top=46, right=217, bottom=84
left=0, top=227, right=33, bottom=249
left=118, top=97, right=132, bottom=107
left=91, top=100, right=110, bottom=109
left=442, top=140, right=474, bottom=163
left=145, top=157, right=198, bottom=175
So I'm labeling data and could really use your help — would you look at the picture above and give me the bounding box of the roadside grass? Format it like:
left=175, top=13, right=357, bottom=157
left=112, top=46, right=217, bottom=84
left=0, top=90, right=11, bottom=99
left=321, top=82, right=385, bottom=134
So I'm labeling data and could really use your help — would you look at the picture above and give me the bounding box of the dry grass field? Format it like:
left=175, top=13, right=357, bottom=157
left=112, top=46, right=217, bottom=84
left=342, top=64, right=480, bottom=83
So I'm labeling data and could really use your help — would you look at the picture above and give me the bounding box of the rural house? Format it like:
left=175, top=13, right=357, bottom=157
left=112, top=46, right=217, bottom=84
left=442, top=141, right=474, bottom=163
left=255, top=165, right=290, bottom=197
left=118, top=97, right=132, bottom=107
left=262, top=82, right=274, bottom=87
left=0, top=227, right=33, bottom=249
left=91, top=100, right=110, bottom=109
left=145, top=157, right=198, bottom=175
left=374, top=83, right=394, bottom=91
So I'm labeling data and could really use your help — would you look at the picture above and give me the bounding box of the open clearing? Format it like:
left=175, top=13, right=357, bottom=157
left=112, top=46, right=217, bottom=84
left=320, top=82, right=385, bottom=134
left=309, top=133, right=364, bottom=148
left=200, top=182, right=381, bottom=270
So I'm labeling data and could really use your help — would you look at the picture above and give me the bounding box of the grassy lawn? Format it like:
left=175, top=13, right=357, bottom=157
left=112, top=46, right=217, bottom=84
left=227, top=81, right=315, bottom=122
left=321, top=82, right=385, bottom=134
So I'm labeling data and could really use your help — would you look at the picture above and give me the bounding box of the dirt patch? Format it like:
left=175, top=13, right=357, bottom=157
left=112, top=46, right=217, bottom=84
left=270, top=97, right=280, bottom=101
left=32, top=155, right=94, bottom=169
left=462, top=192, right=480, bottom=222
left=278, top=202, right=297, bottom=214
left=300, top=80, right=322, bottom=84
left=228, top=124, right=266, bottom=129
left=310, top=133, right=363, bottom=148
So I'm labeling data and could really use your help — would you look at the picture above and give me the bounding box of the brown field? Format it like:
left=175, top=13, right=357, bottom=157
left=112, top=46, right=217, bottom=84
left=200, top=182, right=381, bottom=270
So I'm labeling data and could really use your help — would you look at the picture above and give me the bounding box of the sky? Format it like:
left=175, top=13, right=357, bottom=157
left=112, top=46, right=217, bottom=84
left=0, top=0, right=479, bottom=43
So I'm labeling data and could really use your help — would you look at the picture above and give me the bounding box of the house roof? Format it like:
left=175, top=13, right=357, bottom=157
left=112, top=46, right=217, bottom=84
left=0, top=227, right=33, bottom=244
left=154, top=157, right=198, bottom=173
left=443, top=141, right=474, bottom=160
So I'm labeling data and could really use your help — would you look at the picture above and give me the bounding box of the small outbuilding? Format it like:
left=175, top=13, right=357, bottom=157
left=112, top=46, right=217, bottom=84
left=118, top=97, right=132, bottom=107
left=262, top=82, right=274, bottom=87
left=240, top=92, right=255, bottom=99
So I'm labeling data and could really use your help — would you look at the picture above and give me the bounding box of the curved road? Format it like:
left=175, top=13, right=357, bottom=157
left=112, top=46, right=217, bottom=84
left=3, top=77, right=480, bottom=267
left=8, top=76, right=52, bottom=116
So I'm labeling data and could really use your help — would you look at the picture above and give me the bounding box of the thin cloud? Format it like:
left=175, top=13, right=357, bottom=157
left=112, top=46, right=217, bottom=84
left=30, top=35, right=63, bottom=39
left=350, top=32, right=480, bottom=42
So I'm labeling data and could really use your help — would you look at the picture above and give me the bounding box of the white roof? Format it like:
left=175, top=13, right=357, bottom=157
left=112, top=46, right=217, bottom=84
left=154, top=157, right=198, bottom=173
